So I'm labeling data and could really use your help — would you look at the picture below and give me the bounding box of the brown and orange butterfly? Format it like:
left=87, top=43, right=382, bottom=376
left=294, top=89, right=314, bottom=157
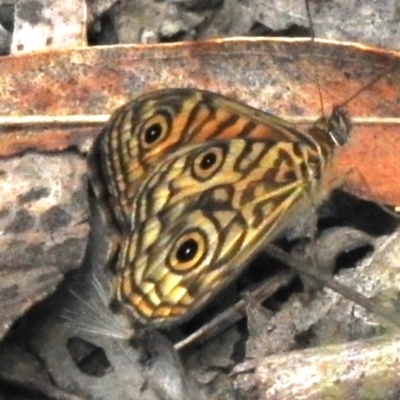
left=88, top=88, right=351, bottom=327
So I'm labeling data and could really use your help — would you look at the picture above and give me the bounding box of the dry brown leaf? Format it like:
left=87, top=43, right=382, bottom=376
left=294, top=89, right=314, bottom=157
left=1, top=38, right=399, bottom=205
left=0, top=38, right=400, bottom=340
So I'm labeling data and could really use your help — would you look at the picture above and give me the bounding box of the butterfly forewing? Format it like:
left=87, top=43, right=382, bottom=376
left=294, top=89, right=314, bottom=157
left=89, top=89, right=347, bottom=231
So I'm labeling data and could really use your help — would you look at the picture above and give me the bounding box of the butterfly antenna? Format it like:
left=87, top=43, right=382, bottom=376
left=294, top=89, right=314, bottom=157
left=339, top=64, right=397, bottom=109
left=305, top=0, right=325, bottom=118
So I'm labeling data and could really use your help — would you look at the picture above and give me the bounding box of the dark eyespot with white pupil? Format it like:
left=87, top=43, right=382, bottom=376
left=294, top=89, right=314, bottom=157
left=192, top=146, right=225, bottom=181
left=169, top=231, right=206, bottom=272
left=176, top=238, right=198, bottom=263
left=199, top=152, right=217, bottom=170
left=144, top=123, right=162, bottom=144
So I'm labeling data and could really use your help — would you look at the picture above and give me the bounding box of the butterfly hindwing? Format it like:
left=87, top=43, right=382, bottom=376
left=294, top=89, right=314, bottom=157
left=115, top=138, right=331, bottom=326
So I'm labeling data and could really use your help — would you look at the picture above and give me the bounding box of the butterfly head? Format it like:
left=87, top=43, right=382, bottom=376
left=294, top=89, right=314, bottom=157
left=309, top=106, right=352, bottom=153
left=327, top=107, right=352, bottom=147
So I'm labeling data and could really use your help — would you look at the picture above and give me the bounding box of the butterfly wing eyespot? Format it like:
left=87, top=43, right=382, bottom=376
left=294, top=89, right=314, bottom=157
left=168, top=230, right=207, bottom=272
left=140, top=112, right=171, bottom=150
left=191, top=145, right=226, bottom=181
left=143, top=123, right=163, bottom=144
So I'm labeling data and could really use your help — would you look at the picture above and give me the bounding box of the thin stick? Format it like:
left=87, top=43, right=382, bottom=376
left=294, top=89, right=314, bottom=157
left=264, top=244, right=400, bottom=328
left=340, top=64, right=399, bottom=109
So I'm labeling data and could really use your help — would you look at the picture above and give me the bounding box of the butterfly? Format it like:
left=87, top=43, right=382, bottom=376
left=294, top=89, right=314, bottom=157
left=88, top=88, right=350, bottom=235
left=87, top=91, right=351, bottom=327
